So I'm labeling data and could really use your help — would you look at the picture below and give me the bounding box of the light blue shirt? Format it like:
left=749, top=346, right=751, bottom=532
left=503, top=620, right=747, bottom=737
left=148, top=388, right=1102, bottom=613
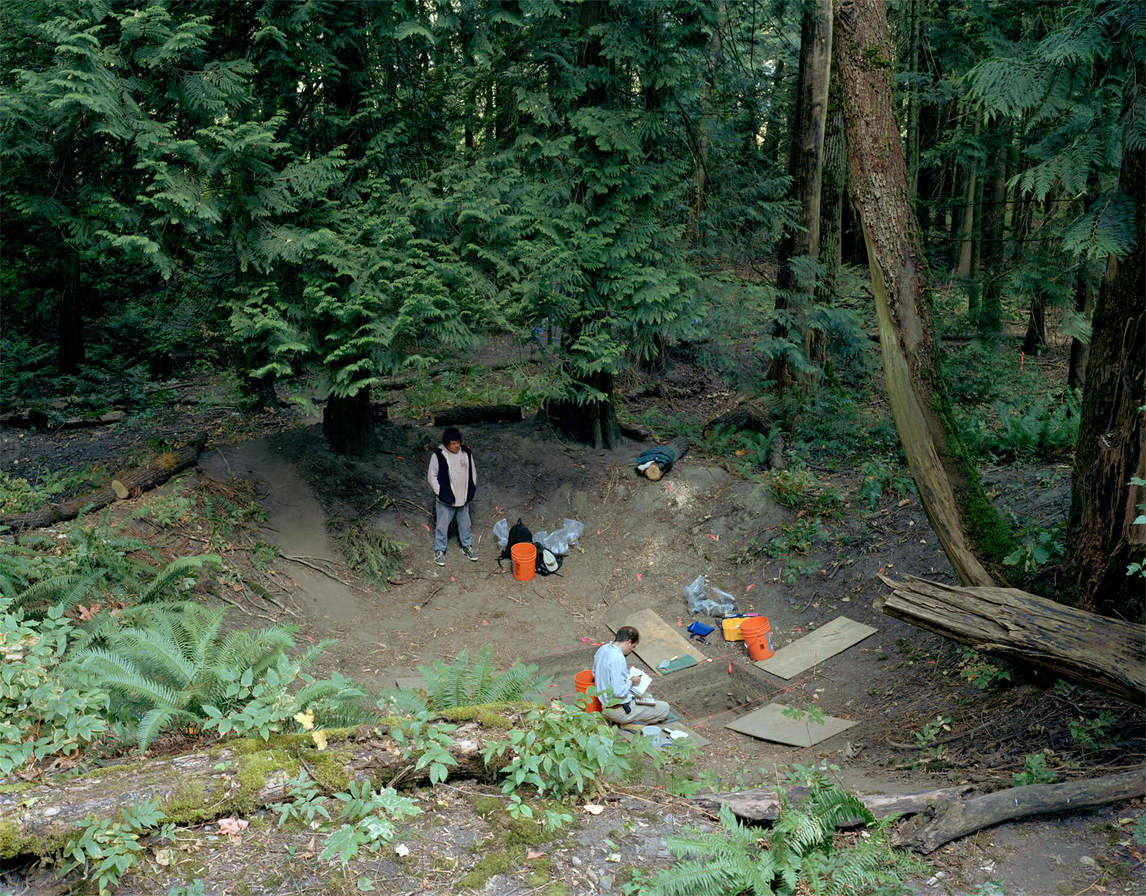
left=592, top=642, right=631, bottom=707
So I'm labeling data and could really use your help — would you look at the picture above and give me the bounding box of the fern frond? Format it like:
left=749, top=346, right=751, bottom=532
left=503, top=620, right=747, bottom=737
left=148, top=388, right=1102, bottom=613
left=137, top=554, right=220, bottom=603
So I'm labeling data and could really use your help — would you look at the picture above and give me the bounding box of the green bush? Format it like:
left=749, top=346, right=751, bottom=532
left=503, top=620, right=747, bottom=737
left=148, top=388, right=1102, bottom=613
left=484, top=701, right=655, bottom=799
left=60, top=800, right=171, bottom=896
left=0, top=600, right=110, bottom=777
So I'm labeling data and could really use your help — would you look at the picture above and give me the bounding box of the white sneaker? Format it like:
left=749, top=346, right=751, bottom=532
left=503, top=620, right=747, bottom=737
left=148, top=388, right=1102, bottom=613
left=434, top=550, right=446, bottom=566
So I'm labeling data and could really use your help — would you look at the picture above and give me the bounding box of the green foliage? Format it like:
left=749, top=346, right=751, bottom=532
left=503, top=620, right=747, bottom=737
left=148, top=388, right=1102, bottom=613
left=319, top=783, right=422, bottom=865
left=1012, top=750, right=1057, bottom=786
left=958, top=649, right=1014, bottom=691
left=484, top=702, right=650, bottom=800
left=1068, top=710, right=1118, bottom=749
left=337, top=524, right=405, bottom=589
left=765, top=468, right=837, bottom=512
left=0, top=467, right=106, bottom=514
left=202, top=648, right=368, bottom=741
left=858, top=459, right=916, bottom=511
left=767, top=518, right=827, bottom=558
left=1003, top=524, right=1064, bottom=575
left=637, top=771, right=916, bottom=896
left=60, top=800, right=172, bottom=896
left=387, top=711, right=459, bottom=786
left=274, top=771, right=332, bottom=828
left=66, top=602, right=299, bottom=751
left=0, top=516, right=219, bottom=618
left=0, top=599, right=109, bottom=777
left=417, top=645, right=552, bottom=712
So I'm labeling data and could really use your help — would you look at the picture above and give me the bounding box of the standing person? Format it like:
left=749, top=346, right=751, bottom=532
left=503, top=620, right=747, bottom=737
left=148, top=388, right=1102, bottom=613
left=427, top=426, right=478, bottom=566
left=592, top=626, right=669, bottom=725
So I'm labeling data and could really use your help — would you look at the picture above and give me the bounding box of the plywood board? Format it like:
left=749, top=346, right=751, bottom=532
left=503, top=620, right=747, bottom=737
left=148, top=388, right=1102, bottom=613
left=606, top=608, right=706, bottom=674
left=755, top=616, right=877, bottom=679
left=725, top=703, right=855, bottom=747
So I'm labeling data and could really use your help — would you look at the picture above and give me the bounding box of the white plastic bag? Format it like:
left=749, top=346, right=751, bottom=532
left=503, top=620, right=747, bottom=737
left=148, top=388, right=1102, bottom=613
left=493, top=518, right=509, bottom=550
left=683, top=574, right=738, bottom=617
left=539, top=518, right=584, bottom=556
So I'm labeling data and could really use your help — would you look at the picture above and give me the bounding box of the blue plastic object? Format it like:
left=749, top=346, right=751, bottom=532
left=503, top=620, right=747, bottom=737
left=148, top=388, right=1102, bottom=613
left=687, top=621, right=715, bottom=638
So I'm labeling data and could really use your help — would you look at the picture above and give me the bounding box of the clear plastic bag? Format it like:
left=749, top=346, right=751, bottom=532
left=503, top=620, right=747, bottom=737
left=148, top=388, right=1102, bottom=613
left=539, top=518, right=584, bottom=556
left=493, top=518, right=509, bottom=550
left=683, top=574, right=738, bottom=618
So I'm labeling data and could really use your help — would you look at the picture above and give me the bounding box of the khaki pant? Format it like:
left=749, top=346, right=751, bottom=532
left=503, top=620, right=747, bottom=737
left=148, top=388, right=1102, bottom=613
left=603, top=699, right=669, bottom=726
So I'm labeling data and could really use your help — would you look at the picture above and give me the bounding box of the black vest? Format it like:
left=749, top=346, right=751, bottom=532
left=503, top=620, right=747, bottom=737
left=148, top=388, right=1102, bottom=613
left=435, top=446, right=475, bottom=505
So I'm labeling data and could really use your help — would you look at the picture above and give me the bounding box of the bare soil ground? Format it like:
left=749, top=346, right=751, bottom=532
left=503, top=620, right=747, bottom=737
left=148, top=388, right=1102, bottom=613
left=1, top=345, right=1143, bottom=896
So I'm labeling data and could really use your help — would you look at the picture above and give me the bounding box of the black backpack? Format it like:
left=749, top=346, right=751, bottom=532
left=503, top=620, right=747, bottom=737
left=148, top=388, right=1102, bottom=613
left=534, top=543, right=563, bottom=576
left=498, top=518, right=532, bottom=569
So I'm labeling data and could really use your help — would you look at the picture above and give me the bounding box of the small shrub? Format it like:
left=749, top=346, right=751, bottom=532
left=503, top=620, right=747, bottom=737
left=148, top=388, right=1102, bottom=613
left=858, top=458, right=916, bottom=510
left=1069, top=711, right=1118, bottom=750
left=1012, top=751, right=1057, bottom=786
left=0, top=600, right=110, bottom=777
left=319, top=782, right=422, bottom=865
left=767, top=518, right=826, bottom=557
left=60, top=800, right=171, bottom=896
left=1003, top=524, right=1063, bottom=575
left=484, top=701, right=653, bottom=799
left=958, top=648, right=1014, bottom=691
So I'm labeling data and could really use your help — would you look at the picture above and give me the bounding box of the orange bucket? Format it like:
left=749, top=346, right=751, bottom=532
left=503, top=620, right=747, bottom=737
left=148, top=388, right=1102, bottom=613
left=574, top=669, right=601, bottom=712
left=510, top=542, right=536, bottom=582
left=740, top=615, right=773, bottom=661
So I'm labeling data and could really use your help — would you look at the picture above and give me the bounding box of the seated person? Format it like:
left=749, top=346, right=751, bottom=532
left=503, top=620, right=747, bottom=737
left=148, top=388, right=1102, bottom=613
left=592, top=625, right=669, bottom=726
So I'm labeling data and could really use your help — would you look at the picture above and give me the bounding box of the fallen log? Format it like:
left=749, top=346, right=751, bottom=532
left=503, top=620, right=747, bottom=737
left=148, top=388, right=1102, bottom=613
left=433, top=405, right=523, bottom=427
left=0, top=410, right=126, bottom=430
left=638, top=436, right=691, bottom=481
left=0, top=721, right=513, bottom=858
left=703, top=403, right=773, bottom=438
left=693, top=783, right=975, bottom=824
left=892, top=768, right=1146, bottom=853
left=877, top=574, right=1146, bottom=705
left=619, top=421, right=652, bottom=442
left=0, top=433, right=208, bottom=532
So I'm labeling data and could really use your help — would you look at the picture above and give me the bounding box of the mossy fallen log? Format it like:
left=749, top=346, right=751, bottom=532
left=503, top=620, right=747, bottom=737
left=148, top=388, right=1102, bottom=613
left=0, top=433, right=208, bottom=532
left=0, top=720, right=514, bottom=859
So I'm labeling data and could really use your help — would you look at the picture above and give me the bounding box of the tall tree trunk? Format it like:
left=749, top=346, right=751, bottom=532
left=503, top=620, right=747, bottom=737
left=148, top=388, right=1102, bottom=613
left=813, top=78, right=847, bottom=381
left=905, top=0, right=922, bottom=203
left=766, top=0, right=833, bottom=390
left=324, top=389, right=374, bottom=456
left=834, top=0, right=1014, bottom=586
left=952, top=114, right=980, bottom=279
left=57, top=242, right=84, bottom=374
left=687, top=0, right=726, bottom=248
left=1067, top=263, right=1095, bottom=390
left=1064, top=131, right=1145, bottom=618
left=977, top=128, right=1009, bottom=332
